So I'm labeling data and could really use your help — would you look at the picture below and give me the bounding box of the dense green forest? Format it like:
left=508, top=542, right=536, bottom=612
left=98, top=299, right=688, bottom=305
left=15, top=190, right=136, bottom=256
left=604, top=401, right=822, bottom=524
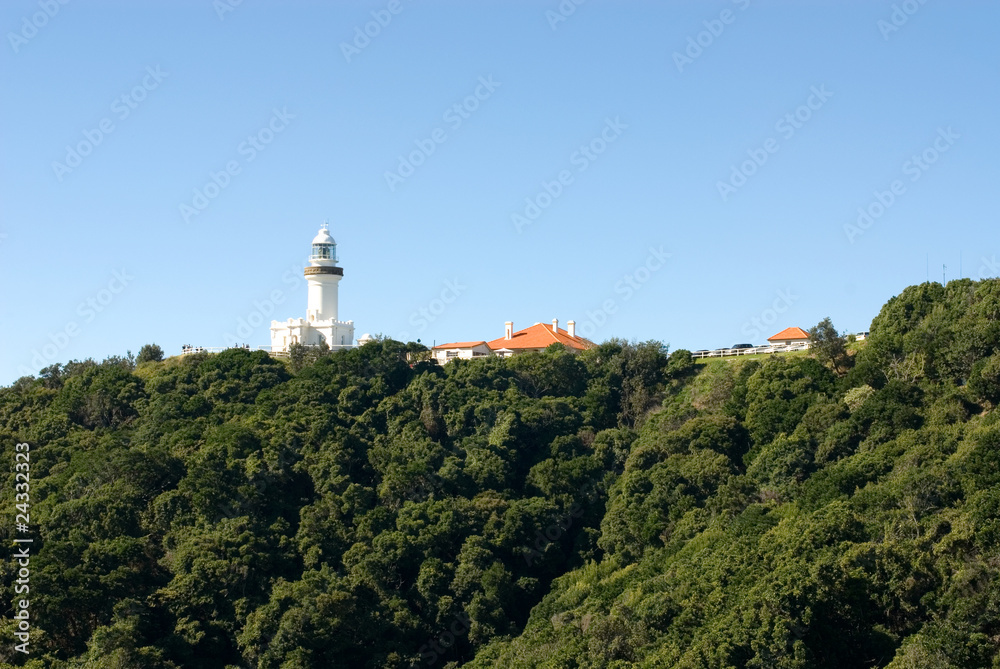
left=4, top=279, right=1000, bottom=668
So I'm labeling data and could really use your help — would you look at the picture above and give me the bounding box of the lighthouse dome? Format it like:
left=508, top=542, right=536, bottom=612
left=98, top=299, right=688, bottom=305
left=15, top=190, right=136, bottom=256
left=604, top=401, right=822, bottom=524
left=312, top=226, right=336, bottom=246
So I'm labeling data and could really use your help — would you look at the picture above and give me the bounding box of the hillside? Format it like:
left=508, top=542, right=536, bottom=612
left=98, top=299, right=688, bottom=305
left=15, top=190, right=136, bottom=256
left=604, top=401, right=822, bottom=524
left=3, top=279, right=1000, bottom=668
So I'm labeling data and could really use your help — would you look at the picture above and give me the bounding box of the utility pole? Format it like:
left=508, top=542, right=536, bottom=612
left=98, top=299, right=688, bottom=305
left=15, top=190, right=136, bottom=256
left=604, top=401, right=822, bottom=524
left=943, top=264, right=947, bottom=285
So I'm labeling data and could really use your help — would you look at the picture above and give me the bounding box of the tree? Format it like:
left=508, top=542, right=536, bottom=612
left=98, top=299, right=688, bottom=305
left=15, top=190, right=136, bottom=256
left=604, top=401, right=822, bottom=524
left=288, top=341, right=331, bottom=372
left=508, top=344, right=587, bottom=398
left=968, top=353, right=1000, bottom=406
left=809, top=317, right=852, bottom=375
left=580, top=340, right=668, bottom=429
left=58, top=362, right=146, bottom=429
left=666, top=349, right=695, bottom=380
left=743, top=357, right=835, bottom=450
left=137, top=343, right=165, bottom=364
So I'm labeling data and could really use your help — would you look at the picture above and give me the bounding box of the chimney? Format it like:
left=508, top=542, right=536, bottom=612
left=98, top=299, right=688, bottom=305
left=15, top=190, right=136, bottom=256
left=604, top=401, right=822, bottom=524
left=567, top=320, right=576, bottom=337
left=552, top=318, right=559, bottom=333
left=505, top=321, right=513, bottom=340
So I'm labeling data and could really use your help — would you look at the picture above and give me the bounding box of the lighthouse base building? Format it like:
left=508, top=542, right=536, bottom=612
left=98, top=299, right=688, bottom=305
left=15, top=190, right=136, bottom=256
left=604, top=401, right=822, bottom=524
left=269, top=315, right=356, bottom=351
left=270, top=223, right=355, bottom=353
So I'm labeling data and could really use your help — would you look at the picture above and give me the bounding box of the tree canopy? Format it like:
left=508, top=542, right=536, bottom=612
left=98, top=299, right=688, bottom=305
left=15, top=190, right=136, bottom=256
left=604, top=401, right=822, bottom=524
left=3, top=280, right=1000, bottom=668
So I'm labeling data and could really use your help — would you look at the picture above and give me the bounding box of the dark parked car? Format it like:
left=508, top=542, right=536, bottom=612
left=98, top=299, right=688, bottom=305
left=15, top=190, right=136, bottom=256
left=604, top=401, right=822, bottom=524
left=731, top=343, right=754, bottom=349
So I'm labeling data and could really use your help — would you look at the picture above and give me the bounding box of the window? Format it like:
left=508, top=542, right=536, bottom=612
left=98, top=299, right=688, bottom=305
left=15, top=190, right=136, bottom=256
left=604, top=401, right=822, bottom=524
left=446, top=351, right=458, bottom=358
left=311, top=243, right=337, bottom=261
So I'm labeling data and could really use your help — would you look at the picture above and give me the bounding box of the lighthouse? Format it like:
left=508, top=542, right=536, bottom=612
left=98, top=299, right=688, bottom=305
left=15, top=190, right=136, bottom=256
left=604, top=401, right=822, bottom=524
left=306, top=223, right=342, bottom=322
left=270, top=223, right=356, bottom=352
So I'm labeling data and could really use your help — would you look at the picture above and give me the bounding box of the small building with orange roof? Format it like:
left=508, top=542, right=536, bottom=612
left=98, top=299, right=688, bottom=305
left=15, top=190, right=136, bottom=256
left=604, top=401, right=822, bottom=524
left=767, top=326, right=810, bottom=346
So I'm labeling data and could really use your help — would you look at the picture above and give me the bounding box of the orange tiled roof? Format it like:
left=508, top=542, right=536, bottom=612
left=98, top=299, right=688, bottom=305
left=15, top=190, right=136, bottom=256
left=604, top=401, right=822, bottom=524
left=486, top=323, right=595, bottom=351
left=768, top=326, right=810, bottom=342
left=432, top=341, right=488, bottom=350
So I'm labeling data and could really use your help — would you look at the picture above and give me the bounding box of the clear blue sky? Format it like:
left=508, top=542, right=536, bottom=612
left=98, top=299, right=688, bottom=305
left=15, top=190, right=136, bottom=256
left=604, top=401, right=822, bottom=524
left=2, top=0, right=998, bottom=384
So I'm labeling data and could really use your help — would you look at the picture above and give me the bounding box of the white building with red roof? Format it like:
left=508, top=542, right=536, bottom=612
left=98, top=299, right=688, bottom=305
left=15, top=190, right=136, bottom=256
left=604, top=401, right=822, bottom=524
left=431, top=319, right=595, bottom=364
left=430, top=341, right=491, bottom=365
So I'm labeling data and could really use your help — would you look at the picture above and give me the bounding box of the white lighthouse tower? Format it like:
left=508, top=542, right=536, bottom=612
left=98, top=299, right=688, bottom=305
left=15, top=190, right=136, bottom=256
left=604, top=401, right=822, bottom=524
left=270, top=223, right=355, bottom=353
left=306, top=224, right=342, bottom=322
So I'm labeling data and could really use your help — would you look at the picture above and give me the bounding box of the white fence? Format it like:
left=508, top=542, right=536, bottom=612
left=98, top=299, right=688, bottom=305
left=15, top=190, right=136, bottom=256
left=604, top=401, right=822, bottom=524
left=691, top=343, right=811, bottom=359
left=179, top=344, right=354, bottom=359
left=179, top=346, right=232, bottom=355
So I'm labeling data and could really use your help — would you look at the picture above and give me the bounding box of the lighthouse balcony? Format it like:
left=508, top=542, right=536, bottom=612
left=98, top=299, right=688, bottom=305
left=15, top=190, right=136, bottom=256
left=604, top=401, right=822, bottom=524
left=304, top=265, right=343, bottom=276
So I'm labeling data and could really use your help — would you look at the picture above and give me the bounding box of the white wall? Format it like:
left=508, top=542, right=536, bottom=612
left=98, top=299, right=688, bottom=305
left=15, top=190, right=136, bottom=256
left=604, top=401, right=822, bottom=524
left=432, top=344, right=491, bottom=364
left=307, top=273, right=341, bottom=322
